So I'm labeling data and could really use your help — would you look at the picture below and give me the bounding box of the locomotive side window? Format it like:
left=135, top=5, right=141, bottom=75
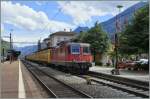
left=71, top=45, right=80, bottom=54
left=83, top=47, right=90, bottom=54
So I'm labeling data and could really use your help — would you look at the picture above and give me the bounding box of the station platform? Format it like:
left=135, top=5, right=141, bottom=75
left=0, top=60, right=47, bottom=98
left=89, top=66, right=149, bottom=82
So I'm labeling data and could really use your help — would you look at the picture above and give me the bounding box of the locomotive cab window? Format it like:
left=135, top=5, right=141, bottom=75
left=70, top=45, right=80, bottom=54
left=83, top=47, right=90, bottom=54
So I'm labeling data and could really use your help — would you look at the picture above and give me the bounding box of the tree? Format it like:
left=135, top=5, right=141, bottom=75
left=82, top=21, right=110, bottom=61
left=119, top=5, right=149, bottom=54
left=72, top=31, right=86, bottom=42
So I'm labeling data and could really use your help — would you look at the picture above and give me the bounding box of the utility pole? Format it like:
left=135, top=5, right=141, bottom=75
left=2, top=48, right=4, bottom=63
left=111, top=5, right=123, bottom=75
left=9, top=29, right=13, bottom=63
left=10, top=33, right=12, bottom=49
left=10, top=29, right=13, bottom=49
left=1, top=29, right=13, bottom=63
left=38, top=39, right=41, bottom=51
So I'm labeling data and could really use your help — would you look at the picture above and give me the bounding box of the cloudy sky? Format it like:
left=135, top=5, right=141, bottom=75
left=1, top=0, right=141, bottom=47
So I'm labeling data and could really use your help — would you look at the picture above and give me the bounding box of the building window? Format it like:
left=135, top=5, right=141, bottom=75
left=57, top=40, right=60, bottom=43
left=57, top=37, right=60, bottom=42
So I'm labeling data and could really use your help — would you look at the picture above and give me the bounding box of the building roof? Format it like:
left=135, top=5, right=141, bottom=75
left=43, top=38, right=50, bottom=41
left=49, top=31, right=76, bottom=37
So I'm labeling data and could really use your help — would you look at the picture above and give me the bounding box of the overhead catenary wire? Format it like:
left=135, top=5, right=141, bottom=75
left=38, top=1, right=69, bottom=36
left=3, top=2, right=144, bottom=44
left=100, top=4, right=144, bottom=27
left=13, top=42, right=37, bottom=44
left=2, top=1, right=69, bottom=45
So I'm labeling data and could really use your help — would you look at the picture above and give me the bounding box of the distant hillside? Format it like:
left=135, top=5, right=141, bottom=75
left=100, top=2, right=147, bottom=40
left=15, top=45, right=38, bottom=57
left=73, top=26, right=89, bottom=34
left=1, top=40, right=10, bottom=56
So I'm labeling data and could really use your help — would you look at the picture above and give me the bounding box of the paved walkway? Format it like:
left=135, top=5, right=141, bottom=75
left=90, top=66, right=149, bottom=82
left=1, top=60, right=45, bottom=98
left=1, top=61, right=19, bottom=98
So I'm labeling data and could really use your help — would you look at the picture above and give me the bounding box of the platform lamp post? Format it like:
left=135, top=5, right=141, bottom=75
left=111, top=5, right=123, bottom=75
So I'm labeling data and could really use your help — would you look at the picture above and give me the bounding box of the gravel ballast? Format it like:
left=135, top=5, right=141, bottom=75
left=28, top=61, right=141, bottom=98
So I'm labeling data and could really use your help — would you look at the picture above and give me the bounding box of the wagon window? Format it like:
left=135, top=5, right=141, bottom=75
left=83, top=47, right=90, bottom=54
left=71, top=45, right=80, bottom=54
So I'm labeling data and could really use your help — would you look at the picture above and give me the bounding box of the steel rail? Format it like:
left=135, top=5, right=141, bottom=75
left=78, top=72, right=149, bottom=98
left=33, top=63, right=93, bottom=98
left=22, top=61, right=58, bottom=98
left=91, top=79, right=149, bottom=98
left=22, top=60, right=93, bottom=98
left=42, top=70, right=93, bottom=98
left=88, top=71, right=149, bottom=91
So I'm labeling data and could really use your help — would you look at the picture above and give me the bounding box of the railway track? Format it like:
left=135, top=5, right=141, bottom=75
left=22, top=60, right=92, bottom=98
left=79, top=71, right=149, bottom=98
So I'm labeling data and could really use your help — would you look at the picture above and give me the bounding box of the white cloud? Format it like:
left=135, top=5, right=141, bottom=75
left=1, top=1, right=141, bottom=47
left=1, top=1, right=74, bottom=32
left=58, top=1, right=140, bottom=25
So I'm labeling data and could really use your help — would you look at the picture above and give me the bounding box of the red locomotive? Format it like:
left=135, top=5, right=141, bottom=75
left=26, top=41, right=93, bottom=73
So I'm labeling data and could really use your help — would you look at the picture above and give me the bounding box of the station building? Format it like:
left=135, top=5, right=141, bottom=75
left=40, top=29, right=76, bottom=49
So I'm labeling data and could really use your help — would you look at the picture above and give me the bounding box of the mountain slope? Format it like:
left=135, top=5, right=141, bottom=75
left=73, top=26, right=89, bottom=34
left=100, top=2, right=147, bottom=40
left=15, top=45, right=38, bottom=57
